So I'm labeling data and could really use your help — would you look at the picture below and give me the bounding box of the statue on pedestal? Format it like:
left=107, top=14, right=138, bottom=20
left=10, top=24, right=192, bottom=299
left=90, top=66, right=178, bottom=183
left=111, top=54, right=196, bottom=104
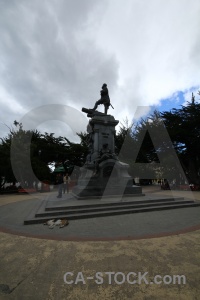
left=72, top=83, right=142, bottom=198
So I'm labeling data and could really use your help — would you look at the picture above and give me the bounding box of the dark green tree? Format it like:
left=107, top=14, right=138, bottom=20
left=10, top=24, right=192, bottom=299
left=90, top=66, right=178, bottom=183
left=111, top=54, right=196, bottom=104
left=161, top=92, right=200, bottom=184
left=0, top=136, right=16, bottom=188
left=0, top=122, right=89, bottom=188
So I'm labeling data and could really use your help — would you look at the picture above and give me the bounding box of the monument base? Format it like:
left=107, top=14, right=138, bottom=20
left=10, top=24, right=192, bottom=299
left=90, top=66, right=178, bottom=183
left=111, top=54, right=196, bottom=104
left=72, top=186, right=143, bottom=199
left=72, top=159, right=143, bottom=199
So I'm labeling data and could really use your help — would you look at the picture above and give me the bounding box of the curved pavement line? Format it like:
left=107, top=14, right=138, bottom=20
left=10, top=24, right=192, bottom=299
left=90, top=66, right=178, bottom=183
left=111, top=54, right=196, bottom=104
left=1, top=188, right=200, bottom=242
left=0, top=224, right=200, bottom=242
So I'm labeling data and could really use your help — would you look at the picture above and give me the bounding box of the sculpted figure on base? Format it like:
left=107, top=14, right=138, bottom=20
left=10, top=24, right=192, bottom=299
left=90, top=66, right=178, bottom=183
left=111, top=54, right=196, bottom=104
left=82, top=83, right=114, bottom=117
left=92, top=83, right=113, bottom=114
left=94, top=143, right=118, bottom=175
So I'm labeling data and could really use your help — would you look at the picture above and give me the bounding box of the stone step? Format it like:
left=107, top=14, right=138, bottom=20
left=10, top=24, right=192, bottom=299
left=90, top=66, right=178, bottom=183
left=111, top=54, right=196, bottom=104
left=24, top=200, right=200, bottom=225
left=36, top=199, right=192, bottom=218
left=45, top=197, right=184, bottom=211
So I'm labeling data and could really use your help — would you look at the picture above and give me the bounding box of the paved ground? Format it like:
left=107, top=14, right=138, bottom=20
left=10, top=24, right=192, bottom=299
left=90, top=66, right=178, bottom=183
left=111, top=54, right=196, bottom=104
left=0, top=186, right=200, bottom=299
left=0, top=186, right=200, bottom=240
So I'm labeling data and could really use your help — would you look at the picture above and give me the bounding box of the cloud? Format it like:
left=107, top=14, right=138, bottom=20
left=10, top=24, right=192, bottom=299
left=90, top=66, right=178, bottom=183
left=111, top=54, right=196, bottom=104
left=96, top=0, right=200, bottom=106
left=20, top=104, right=88, bottom=143
left=0, top=0, right=200, bottom=140
left=0, top=0, right=119, bottom=138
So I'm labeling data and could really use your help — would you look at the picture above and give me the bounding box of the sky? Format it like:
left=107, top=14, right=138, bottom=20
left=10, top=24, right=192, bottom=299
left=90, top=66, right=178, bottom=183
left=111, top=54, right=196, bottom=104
left=0, top=0, right=200, bottom=142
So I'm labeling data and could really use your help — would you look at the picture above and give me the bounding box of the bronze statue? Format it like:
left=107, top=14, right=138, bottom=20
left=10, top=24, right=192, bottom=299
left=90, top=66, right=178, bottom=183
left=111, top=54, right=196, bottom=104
left=92, top=83, right=113, bottom=114
left=82, top=83, right=114, bottom=117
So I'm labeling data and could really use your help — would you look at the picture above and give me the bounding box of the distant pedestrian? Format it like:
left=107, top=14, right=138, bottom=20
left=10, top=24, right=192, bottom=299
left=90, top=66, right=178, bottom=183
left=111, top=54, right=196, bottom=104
left=63, top=173, right=70, bottom=193
left=56, top=173, right=64, bottom=198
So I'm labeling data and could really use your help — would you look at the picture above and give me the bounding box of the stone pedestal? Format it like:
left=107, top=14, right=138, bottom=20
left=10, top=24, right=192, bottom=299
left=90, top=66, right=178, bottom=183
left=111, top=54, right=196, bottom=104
left=72, top=111, right=142, bottom=199
left=87, top=113, right=118, bottom=162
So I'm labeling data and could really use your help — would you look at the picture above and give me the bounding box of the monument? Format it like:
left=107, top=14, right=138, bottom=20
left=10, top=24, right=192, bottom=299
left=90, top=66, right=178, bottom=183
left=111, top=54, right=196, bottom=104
left=72, top=84, right=143, bottom=199
left=23, top=85, right=200, bottom=226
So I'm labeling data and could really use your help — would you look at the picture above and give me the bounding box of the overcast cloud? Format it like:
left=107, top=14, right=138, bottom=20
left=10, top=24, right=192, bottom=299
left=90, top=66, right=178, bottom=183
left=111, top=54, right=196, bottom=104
left=0, top=0, right=200, bottom=141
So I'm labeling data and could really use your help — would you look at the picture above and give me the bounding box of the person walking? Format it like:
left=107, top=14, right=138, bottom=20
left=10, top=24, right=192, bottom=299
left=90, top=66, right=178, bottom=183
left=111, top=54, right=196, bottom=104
left=63, top=173, right=70, bottom=194
left=56, top=173, right=64, bottom=198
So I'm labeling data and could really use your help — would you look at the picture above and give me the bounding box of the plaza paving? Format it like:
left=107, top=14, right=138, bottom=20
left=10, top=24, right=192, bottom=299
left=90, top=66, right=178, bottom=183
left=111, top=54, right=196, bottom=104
left=0, top=186, right=200, bottom=299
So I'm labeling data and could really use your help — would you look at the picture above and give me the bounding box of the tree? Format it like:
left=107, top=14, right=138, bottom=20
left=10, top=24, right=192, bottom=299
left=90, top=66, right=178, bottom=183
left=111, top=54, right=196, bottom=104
left=161, top=93, right=200, bottom=184
left=133, top=111, right=161, bottom=164
left=115, top=119, right=131, bottom=155
left=129, top=110, right=180, bottom=181
left=0, top=136, right=16, bottom=188
left=0, top=121, right=89, bottom=188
